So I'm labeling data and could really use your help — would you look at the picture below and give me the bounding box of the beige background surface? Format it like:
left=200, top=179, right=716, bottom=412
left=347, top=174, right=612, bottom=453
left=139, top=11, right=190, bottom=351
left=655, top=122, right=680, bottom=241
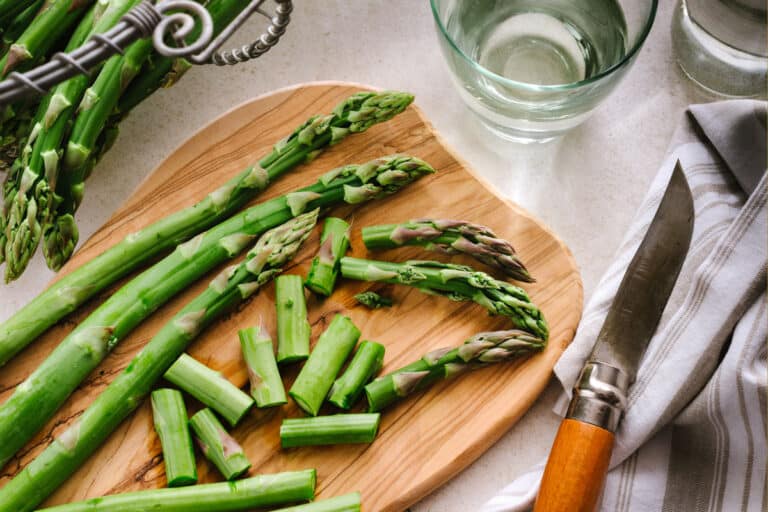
left=0, top=1, right=711, bottom=510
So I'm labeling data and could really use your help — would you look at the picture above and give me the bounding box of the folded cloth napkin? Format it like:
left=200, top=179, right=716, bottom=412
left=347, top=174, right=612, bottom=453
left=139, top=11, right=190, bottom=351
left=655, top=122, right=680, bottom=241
left=482, top=100, right=767, bottom=512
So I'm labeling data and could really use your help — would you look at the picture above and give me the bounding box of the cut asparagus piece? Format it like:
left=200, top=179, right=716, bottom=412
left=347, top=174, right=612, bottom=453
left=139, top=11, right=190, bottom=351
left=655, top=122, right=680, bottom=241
left=273, top=493, right=361, bottom=512
left=340, top=258, right=548, bottom=340
left=290, top=315, right=360, bottom=416
left=151, top=388, right=198, bottom=487
left=0, top=92, right=415, bottom=365
left=305, top=217, right=350, bottom=296
left=239, top=325, right=287, bottom=407
left=190, top=408, right=251, bottom=480
left=354, top=291, right=393, bottom=309
left=276, top=274, right=311, bottom=363
left=34, top=470, right=317, bottom=512
left=362, top=219, right=534, bottom=282
left=164, top=353, right=254, bottom=427
left=281, top=414, right=380, bottom=448
left=328, top=340, right=385, bottom=410
left=365, top=330, right=546, bottom=412
left=0, top=212, right=318, bottom=512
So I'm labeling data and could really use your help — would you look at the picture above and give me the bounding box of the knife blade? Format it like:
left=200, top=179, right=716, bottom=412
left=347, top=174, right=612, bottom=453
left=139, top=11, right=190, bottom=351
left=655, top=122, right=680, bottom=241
left=534, top=162, right=694, bottom=512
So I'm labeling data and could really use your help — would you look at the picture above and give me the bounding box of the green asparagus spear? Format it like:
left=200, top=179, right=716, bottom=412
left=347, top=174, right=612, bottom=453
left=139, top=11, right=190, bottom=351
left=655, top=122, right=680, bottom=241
left=151, top=388, right=198, bottom=487
left=0, top=91, right=414, bottom=364
left=365, top=330, right=546, bottom=412
left=239, top=325, right=287, bottom=407
left=276, top=274, right=311, bottom=363
left=340, top=258, right=548, bottom=339
left=0, top=211, right=318, bottom=512
left=189, top=408, right=251, bottom=480
left=164, top=353, right=254, bottom=427
left=362, top=219, right=533, bottom=282
left=0, top=155, right=432, bottom=475
left=305, top=217, right=350, bottom=296
left=0, top=0, right=95, bottom=77
left=42, top=38, right=154, bottom=270
left=3, top=0, right=140, bottom=281
left=328, top=340, right=385, bottom=410
left=273, top=493, right=362, bottom=512
left=354, top=291, right=393, bottom=309
left=0, top=0, right=39, bottom=28
left=280, top=414, right=381, bottom=448
left=34, top=470, right=317, bottom=512
left=289, top=315, right=360, bottom=416
left=0, top=0, right=44, bottom=55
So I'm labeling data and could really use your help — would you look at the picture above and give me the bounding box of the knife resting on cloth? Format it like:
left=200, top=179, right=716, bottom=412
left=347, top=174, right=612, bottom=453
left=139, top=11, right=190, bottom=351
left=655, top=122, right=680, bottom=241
left=534, top=163, right=695, bottom=512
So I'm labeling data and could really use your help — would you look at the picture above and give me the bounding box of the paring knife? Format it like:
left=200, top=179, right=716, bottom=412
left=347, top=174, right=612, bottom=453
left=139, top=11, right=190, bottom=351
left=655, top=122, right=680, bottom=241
left=534, top=163, right=695, bottom=512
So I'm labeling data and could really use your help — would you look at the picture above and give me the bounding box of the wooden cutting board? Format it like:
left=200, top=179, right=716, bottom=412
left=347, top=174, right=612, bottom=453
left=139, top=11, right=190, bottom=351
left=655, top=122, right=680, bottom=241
left=0, top=82, right=582, bottom=511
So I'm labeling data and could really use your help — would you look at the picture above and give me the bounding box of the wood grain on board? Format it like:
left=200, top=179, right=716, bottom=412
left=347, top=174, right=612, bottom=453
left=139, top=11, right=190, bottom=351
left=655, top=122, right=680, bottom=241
left=0, top=82, right=582, bottom=511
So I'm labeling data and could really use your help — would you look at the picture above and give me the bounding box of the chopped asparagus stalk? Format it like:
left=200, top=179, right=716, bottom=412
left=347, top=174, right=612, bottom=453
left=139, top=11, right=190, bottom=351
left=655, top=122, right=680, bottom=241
left=280, top=414, right=380, bottom=448
left=0, top=212, right=317, bottom=512
left=305, top=217, right=350, bottom=296
left=328, top=340, right=385, bottom=410
left=164, top=354, right=254, bottom=427
left=34, top=470, right=317, bottom=512
left=272, top=493, right=361, bottom=512
left=365, top=330, right=546, bottom=412
left=362, top=219, right=534, bottom=282
left=354, top=291, right=393, bottom=309
left=289, top=315, right=360, bottom=416
left=151, top=388, right=197, bottom=487
left=239, top=325, right=287, bottom=407
left=340, top=258, right=549, bottom=340
left=276, top=275, right=311, bottom=363
left=190, top=408, right=251, bottom=480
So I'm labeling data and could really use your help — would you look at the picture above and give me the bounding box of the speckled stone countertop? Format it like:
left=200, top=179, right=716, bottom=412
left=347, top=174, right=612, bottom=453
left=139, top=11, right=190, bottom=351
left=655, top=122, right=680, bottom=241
left=0, top=1, right=712, bottom=510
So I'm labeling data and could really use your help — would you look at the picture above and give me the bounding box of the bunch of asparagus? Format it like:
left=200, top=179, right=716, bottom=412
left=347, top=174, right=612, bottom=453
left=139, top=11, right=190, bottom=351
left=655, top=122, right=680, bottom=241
left=0, top=0, right=265, bottom=281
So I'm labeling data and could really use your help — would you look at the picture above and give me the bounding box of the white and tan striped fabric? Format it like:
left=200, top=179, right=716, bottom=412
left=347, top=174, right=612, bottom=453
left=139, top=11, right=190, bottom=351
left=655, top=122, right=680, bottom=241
left=482, top=100, right=767, bottom=512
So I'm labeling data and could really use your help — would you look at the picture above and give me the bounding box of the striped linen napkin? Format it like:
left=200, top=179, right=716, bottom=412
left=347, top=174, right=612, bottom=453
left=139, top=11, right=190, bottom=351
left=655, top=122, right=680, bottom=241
left=482, top=100, right=767, bottom=512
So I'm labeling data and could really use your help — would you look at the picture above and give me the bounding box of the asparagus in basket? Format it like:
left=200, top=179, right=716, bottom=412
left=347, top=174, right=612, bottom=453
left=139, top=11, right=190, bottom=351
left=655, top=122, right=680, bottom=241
left=0, top=90, right=414, bottom=364
left=0, top=0, right=95, bottom=77
left=362, top=219, right=533, bottom=282
left=0, top=211, right=317, bottom=512
left=365, top=330, right=546, bottom=411
left=0, top=155, right=434, bottom=505
left=43, top=0, right=256, bottom=270
left=2, top=0, right=140, bottom=281
left=340, top=258, right=548, bottom=339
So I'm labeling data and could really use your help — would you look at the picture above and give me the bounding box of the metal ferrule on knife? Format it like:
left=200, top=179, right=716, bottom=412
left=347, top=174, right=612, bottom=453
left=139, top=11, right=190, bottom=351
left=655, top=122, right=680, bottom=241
left=566, top=361, right=630, bottom=433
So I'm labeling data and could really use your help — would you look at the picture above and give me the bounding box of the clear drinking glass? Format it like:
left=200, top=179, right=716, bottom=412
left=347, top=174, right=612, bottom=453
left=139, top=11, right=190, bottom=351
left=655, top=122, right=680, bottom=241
left=672, top=0, right=767, bottom=98
left=430, top=0, right=658, bottom=142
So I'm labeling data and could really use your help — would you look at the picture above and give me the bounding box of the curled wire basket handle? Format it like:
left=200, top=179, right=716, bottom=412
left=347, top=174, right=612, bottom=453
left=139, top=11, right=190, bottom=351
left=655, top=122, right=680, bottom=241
left=0, top=0, right=292, bottom=105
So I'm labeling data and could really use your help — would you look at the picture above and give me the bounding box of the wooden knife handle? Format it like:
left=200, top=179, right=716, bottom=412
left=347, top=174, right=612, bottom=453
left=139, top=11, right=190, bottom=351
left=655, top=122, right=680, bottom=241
left=533, top=418, right=615, bottom=512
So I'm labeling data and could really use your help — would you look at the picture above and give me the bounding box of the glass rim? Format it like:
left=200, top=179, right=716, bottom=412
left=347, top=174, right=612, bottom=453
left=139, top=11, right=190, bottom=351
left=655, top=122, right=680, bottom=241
left=429, top=0, right=659, bottom=91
